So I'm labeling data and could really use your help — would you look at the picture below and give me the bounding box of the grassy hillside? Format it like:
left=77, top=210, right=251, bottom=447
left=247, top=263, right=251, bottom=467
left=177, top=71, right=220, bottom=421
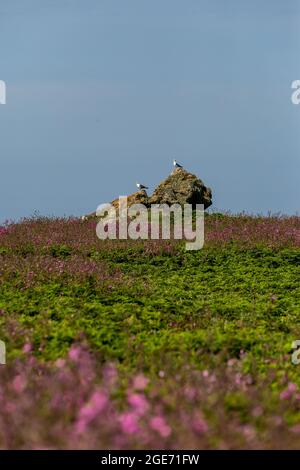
left=0, top=214, right=299, bottom=449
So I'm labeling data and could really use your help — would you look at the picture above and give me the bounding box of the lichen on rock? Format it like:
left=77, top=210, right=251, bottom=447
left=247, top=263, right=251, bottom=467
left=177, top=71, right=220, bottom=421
left=149, top=168, right=212, bottom=209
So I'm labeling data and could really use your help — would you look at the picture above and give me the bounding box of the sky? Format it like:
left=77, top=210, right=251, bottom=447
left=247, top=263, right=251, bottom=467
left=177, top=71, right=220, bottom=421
left=0, top=0, right=299, bottom=222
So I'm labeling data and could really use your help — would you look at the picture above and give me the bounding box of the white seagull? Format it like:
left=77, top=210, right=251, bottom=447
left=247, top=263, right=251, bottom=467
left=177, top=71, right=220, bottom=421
left=173, top=159, right=183, bottom=169
left=136, top=182, right=148, bottom=191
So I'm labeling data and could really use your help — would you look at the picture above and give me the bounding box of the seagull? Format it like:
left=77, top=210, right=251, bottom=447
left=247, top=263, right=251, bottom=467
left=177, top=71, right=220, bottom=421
left=136, top=182, right=148, bottom=191
left=173, top=159, right=183, bottom=169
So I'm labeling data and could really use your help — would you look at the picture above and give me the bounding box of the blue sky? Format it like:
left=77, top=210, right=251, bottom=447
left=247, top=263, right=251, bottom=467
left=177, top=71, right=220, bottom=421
left=0, top=0, right=299, bottom=221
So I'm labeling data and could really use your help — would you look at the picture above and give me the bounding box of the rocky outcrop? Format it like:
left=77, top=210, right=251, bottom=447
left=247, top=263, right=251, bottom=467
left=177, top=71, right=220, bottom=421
left=111, top=190, right=150, bottom=210
left=82, top=167, right=212, bottom=219
left=149, top=168, right=212, bottom=209
left=82, top=191, right=150, bottom=220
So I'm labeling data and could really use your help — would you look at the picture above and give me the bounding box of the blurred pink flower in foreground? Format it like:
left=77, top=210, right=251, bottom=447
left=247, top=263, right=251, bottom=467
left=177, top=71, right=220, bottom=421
left=75, top=390, right=107, bottom=434
left=150, top=416, right=171, bottom=438
left=280, top=382, right=297, bottom=400
left=68, top=346, right=81, bottom=362
left=128, top=393, right=149, bottom=416
left=12, top=375, right=27, bottom=393
left=132, top=374, right=149, bottom=391
left=192, top=415, right=208, bottom=435
left=22, top=343, right=32, bottom=353
left=119, top=412, right=140, bottom=435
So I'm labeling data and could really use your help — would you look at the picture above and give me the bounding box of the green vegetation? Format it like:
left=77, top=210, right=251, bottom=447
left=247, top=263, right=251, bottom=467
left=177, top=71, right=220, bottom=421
left=0, top=215, right=299, bottom=448
left=1, top=222, right=299, bottom=377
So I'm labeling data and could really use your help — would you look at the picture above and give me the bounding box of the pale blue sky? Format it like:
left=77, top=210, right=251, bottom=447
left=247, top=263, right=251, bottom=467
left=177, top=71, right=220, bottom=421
left=0, top=0, right=299, bottom=221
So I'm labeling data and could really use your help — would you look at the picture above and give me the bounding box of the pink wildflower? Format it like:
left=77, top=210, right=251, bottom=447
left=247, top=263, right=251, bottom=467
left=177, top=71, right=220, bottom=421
left=280, top=382, right=297, bottom=400
left=75, top=390, right=108, bottom=434
left=128, top=393, right=149, bottom=416
left=150, top=416, right=171, bottom=438
left=68, top=346, right=81, bottom=362
left=22, top=343, right=32, bottom=353
left=12, top=375, right=27, bottom=393
left=132, top=374, right=149, bottom=391
left=119, top=412, right=140, bottom=434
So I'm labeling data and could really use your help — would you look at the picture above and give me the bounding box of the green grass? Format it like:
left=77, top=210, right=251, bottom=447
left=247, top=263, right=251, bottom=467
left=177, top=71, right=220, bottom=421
left=1, top=243, right=299, bottom=383
left=1, top=216, right=300, bottom=448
